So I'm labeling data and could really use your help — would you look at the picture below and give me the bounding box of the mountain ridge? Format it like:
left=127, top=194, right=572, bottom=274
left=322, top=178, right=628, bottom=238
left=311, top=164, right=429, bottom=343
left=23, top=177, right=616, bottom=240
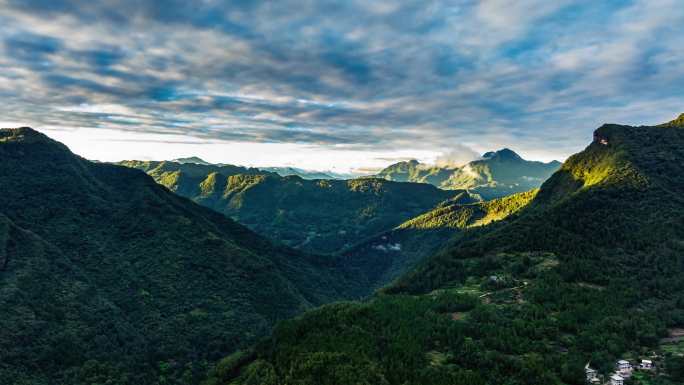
left=376, top=148, right=560, bottom=199
left=121, top=161, right=479, bottom=254
left=0, top=127, right=365, bottom=385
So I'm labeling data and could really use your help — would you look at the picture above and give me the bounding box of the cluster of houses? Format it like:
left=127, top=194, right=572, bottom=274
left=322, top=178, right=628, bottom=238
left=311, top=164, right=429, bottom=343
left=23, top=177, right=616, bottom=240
left=586, top=359, right=654, bottom=385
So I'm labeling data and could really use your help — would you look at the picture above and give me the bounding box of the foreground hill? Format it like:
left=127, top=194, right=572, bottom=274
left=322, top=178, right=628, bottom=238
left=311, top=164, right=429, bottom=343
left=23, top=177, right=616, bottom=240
left=211, top=117, right=684, bottom=385
left=0, top=128, right=363, bottom=385
left=120, top=160, right=477, bottom=254
left=377, top=149, right=560, bottom=199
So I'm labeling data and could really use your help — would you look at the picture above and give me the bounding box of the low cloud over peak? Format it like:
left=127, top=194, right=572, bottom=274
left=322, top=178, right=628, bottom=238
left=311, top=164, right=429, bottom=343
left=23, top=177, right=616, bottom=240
left=433, top=144, right=483, bottom=168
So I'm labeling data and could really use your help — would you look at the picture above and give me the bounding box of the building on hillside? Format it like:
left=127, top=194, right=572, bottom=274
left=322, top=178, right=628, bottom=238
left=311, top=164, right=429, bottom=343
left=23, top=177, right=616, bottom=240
left=584, top=365, right=600, bottom=384
left=639, top=359, right=653, bottom=370
left=593, top=131, right=609, bottom=145
left=616, top=359, right=632, bottom=376
left=610, top=373, right=624, bottom=385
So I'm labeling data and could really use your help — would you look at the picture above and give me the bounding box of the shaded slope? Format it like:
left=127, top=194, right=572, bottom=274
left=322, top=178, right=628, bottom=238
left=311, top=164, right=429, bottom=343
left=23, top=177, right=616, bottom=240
left=0, top=214, right=143, bottom=385
left=0, top=127, right=362, bottom=385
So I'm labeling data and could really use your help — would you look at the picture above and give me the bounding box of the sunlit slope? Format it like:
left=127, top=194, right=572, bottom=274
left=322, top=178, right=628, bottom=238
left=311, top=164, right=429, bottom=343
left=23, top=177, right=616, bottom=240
left=120, top=159, right=478, bottom=254
left=211, top=117, right=684, bottom=385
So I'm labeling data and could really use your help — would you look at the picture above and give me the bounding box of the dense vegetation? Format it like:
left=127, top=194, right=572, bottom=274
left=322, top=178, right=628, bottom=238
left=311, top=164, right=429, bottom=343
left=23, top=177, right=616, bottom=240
left=0, top=128, right=366, bottom=385
left=377, top=148, right=560, bottom=199
left=340, top=190, right=538, bottom=291
left=121, top=160, right=476, bottom=254
left=211, top=118, right=684, bottom=385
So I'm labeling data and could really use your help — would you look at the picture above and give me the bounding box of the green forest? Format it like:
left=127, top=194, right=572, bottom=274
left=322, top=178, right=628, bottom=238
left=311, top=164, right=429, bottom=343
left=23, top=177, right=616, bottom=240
left=1, top=116, right=683, bottom=385
left=207, top=119, right=684, bottom=384
left=120, top=160, right=476, bottom=254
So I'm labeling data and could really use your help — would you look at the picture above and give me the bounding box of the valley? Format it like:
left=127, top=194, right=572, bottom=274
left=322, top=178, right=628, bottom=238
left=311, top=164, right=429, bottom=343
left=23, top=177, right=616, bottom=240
left=206, top=116, right=684, bottom=385
left=2, top=1, right=682, bottom=384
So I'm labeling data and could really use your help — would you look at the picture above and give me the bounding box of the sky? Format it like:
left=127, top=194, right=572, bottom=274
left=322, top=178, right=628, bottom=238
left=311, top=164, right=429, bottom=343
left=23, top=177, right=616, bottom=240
left=1, top=0, right=683, bottom=173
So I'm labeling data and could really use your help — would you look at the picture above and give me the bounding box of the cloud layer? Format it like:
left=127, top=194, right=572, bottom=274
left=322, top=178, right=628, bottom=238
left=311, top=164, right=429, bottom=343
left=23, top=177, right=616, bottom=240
left=1, top=0, right=683, bottom=166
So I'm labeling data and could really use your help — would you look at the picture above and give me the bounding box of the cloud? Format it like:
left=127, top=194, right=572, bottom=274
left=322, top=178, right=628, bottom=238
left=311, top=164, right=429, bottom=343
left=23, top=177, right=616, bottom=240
left=0, top=0, right=682, bottom=166
left=434, top=144, right=482, bottom=168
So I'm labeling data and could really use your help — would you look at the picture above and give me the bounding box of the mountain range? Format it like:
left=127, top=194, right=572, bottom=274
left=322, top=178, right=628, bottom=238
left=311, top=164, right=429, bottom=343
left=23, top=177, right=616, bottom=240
left=3, top=114, right=683, bottom=385
left=119, top=161, right=478, bottom=254
left=169, top=158, right=349, bottom=180
left=207, top=116, right=684, bottom=385
left=257, top=166, right=358, bottom=180
left=377, top=148, right=561, bottom=199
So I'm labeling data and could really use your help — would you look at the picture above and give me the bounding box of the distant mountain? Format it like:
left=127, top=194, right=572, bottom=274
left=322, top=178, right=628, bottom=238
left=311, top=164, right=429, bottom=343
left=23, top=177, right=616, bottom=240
left=118, top=159, right=270, bottom=197
left=0, top=128, right=364, bottom=385
left=120, top=159, right=479, bottom=254
left=259, top=166, right=336, bottom=180
left=171, top=156, right=212, bottom=165
left=377, top=149, right=561, bottom=199
left=214, top=117, right=684, bottom=385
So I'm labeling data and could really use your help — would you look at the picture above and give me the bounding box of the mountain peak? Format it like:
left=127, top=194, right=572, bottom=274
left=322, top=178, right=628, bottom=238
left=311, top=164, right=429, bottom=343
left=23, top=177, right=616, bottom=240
left=482, top=148, right=522, bottom=161
left=0, top=127, right=51, bottom=143
left=660, top=113, right=684, bottom=128
left=171, top=156, right=211, bottom=165
left=0, top=127, right=73, bottom=157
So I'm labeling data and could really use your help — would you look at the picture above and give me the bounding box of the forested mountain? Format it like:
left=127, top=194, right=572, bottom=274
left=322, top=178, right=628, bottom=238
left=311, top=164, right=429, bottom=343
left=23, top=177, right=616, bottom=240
left=120, top=160, right=477, bottom=254
left=210, top=117, right=684, bottom=385
left=0, top=128, right=364, bottom=385
left=377, top=149, right=560, bottom=199
left=341, top=190, right=538, bottom=291
left=118, top=160, right=269, bottom=197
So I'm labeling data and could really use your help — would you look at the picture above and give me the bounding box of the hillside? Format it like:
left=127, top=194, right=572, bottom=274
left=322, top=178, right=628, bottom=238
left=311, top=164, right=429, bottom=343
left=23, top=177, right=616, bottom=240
left=211, top=117, right=684, bottom=385
left=377, top=149, right=560, bottom=199
left=120, top=161, right=477, bottom=254
left=0, top=128, right=364, bottom=385
left=341, top=190, right=538, bottom=291
left=119, top=159, right=269, bottom=197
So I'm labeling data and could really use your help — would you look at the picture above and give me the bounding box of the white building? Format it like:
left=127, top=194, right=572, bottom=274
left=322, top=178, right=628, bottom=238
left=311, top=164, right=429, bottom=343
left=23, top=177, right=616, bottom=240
left=616, top=359, right=632, bottom=375
left=610, top=373, right=624, bottom=385
left=585, top=366, right=599, bottom=384
left=640, top=359, right=653, bottom=370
